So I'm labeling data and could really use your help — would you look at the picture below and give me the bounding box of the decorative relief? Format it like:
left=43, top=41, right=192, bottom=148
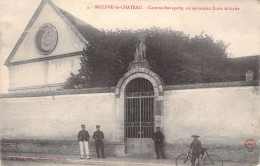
left=35, top=23, right=58, bottom=55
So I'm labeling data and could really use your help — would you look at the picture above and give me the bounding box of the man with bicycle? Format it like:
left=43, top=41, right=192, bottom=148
left=190, top=134, right=202, bottom=166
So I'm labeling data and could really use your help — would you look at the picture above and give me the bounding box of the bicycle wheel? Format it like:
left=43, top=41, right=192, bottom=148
left=176, top=154, right=191, bottom=166
left=204, top=155, right=223, bottom=166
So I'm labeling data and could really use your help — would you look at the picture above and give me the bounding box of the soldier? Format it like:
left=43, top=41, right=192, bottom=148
left=190, top=134, right=202, bottom=166
left=93, top=125, right=105, bottom=158
left=77, top=124, right=90, bottom=159
left=152, top=127, right=166, bottom=159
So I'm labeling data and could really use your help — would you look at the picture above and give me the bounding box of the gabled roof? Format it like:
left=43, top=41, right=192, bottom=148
left=59, top=8, right=101, bottom=43
left=5, top=0, right=100, bottom=66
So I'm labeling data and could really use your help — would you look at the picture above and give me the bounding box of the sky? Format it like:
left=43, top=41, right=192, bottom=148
left=0, top=0, right=260, bottom=93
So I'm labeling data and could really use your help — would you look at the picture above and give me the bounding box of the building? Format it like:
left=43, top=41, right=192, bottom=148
left=1, top=0, right=259, bottom=163
left=4, top=0, right=100, bottom=93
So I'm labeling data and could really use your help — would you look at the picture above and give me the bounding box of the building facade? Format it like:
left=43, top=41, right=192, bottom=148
left=4, top=0, right=99, bottom=93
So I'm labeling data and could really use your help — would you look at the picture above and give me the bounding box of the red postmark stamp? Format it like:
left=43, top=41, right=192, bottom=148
left=244, top=138, right=256, bottom=152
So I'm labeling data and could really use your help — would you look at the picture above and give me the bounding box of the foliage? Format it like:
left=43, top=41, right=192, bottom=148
left=64, top=27, right=230, bottom=89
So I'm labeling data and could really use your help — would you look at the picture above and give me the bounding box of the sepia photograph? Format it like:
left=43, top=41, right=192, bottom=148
left=0, top=0, right=259, bottom=165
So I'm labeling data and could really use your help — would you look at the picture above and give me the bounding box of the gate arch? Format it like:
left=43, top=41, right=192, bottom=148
left=114, top=68, right=164, bottom=155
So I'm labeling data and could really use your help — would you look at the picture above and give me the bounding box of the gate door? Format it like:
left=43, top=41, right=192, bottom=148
left=125, top=78, right=154, bottom=154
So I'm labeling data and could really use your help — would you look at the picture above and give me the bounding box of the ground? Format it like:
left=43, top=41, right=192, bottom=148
left=1, top=152, right=259, bottom=166
left=1, top=160, right=91, bottom=166
left=1, top=160, right=259, bottom=166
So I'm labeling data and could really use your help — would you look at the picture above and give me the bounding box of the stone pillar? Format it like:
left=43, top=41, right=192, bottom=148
left=114, top=96, right=126, bottom=156
left=154, top=95, right=164, bottom=131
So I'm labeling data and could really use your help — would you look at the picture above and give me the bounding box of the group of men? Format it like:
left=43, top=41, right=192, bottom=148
left=77, top=124, right=105, bottom=159
left=78, top=125, right=202, bottom=166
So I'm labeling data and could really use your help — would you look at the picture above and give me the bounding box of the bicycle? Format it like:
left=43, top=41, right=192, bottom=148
left=176, top=148, right=223, bottom=166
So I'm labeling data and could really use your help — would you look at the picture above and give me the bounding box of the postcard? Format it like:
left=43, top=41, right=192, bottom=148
left=0, top=0, right=259, bottom=165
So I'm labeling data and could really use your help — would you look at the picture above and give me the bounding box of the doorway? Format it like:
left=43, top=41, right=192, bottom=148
left=125, top=78, right=154, bottom=154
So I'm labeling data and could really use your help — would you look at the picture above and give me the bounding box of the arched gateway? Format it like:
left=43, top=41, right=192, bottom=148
left=115, top=67, right=164, bottom=154
left=124, top=78, right=154, bottom=153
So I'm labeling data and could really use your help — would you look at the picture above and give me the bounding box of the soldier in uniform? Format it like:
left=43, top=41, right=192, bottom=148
left=190, top=134, right=202, bottom=166
left=77, top=124, right=90, bottom=159
left=93, top=125, right=105, bottom=158
left=152, top=127, right=166, bottom=159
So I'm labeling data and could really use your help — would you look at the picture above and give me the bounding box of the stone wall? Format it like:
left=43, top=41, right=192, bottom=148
left=0, top=84, right=259, bottom=162
left=163, top=86, right=260, bottom=163
left=163, top=86, right=260, bottom=144
left=0, top=92, right=116, bottom=141
left=164, top=143, right=259, bottom=163
left=1, top=140, right=258, bottom=163
left=0, top=139, right=117, bottom=157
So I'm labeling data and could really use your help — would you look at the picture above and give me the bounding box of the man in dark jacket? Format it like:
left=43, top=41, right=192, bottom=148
left=93, top=125, right=105, bottom=158
left=152, top=127, right=166, bottom=159
left=77, top=124, right=90, bottom=159
left=190, top=134, right=202, bottom=166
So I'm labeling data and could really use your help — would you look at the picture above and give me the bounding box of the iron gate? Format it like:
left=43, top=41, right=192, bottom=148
left=125, top=78, right=154, bottom=139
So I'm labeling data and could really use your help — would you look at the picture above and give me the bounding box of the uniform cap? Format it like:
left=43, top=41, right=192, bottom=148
left=191, top=134, right=200, bottom=137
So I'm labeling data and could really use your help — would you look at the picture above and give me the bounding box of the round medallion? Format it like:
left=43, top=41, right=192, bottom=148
left=35, top=23, right=58, bottom=55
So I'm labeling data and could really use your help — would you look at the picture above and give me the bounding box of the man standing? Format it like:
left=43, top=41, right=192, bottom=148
left=152, top=127, right=166, bottom=159
left=77, top=124, right=90, bottom=159
left=190, top=134, right=202, bottom=166
left=93, top=125, right=105, bottom=158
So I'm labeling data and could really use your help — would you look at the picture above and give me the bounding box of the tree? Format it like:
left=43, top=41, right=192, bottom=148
left=64, top=27, right=230, bottom=89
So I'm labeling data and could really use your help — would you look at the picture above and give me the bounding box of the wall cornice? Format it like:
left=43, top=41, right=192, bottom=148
left=0, top=87, right=116, bottom=99
left=7, top=51, right=83, bottom=66
left=1, top=81, right=258, bottom=99
left=164, top=81, right=259, bottom=91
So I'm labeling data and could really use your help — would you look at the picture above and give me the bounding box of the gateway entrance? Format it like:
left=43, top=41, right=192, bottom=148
left=125, top=78, right=154, bottom=154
